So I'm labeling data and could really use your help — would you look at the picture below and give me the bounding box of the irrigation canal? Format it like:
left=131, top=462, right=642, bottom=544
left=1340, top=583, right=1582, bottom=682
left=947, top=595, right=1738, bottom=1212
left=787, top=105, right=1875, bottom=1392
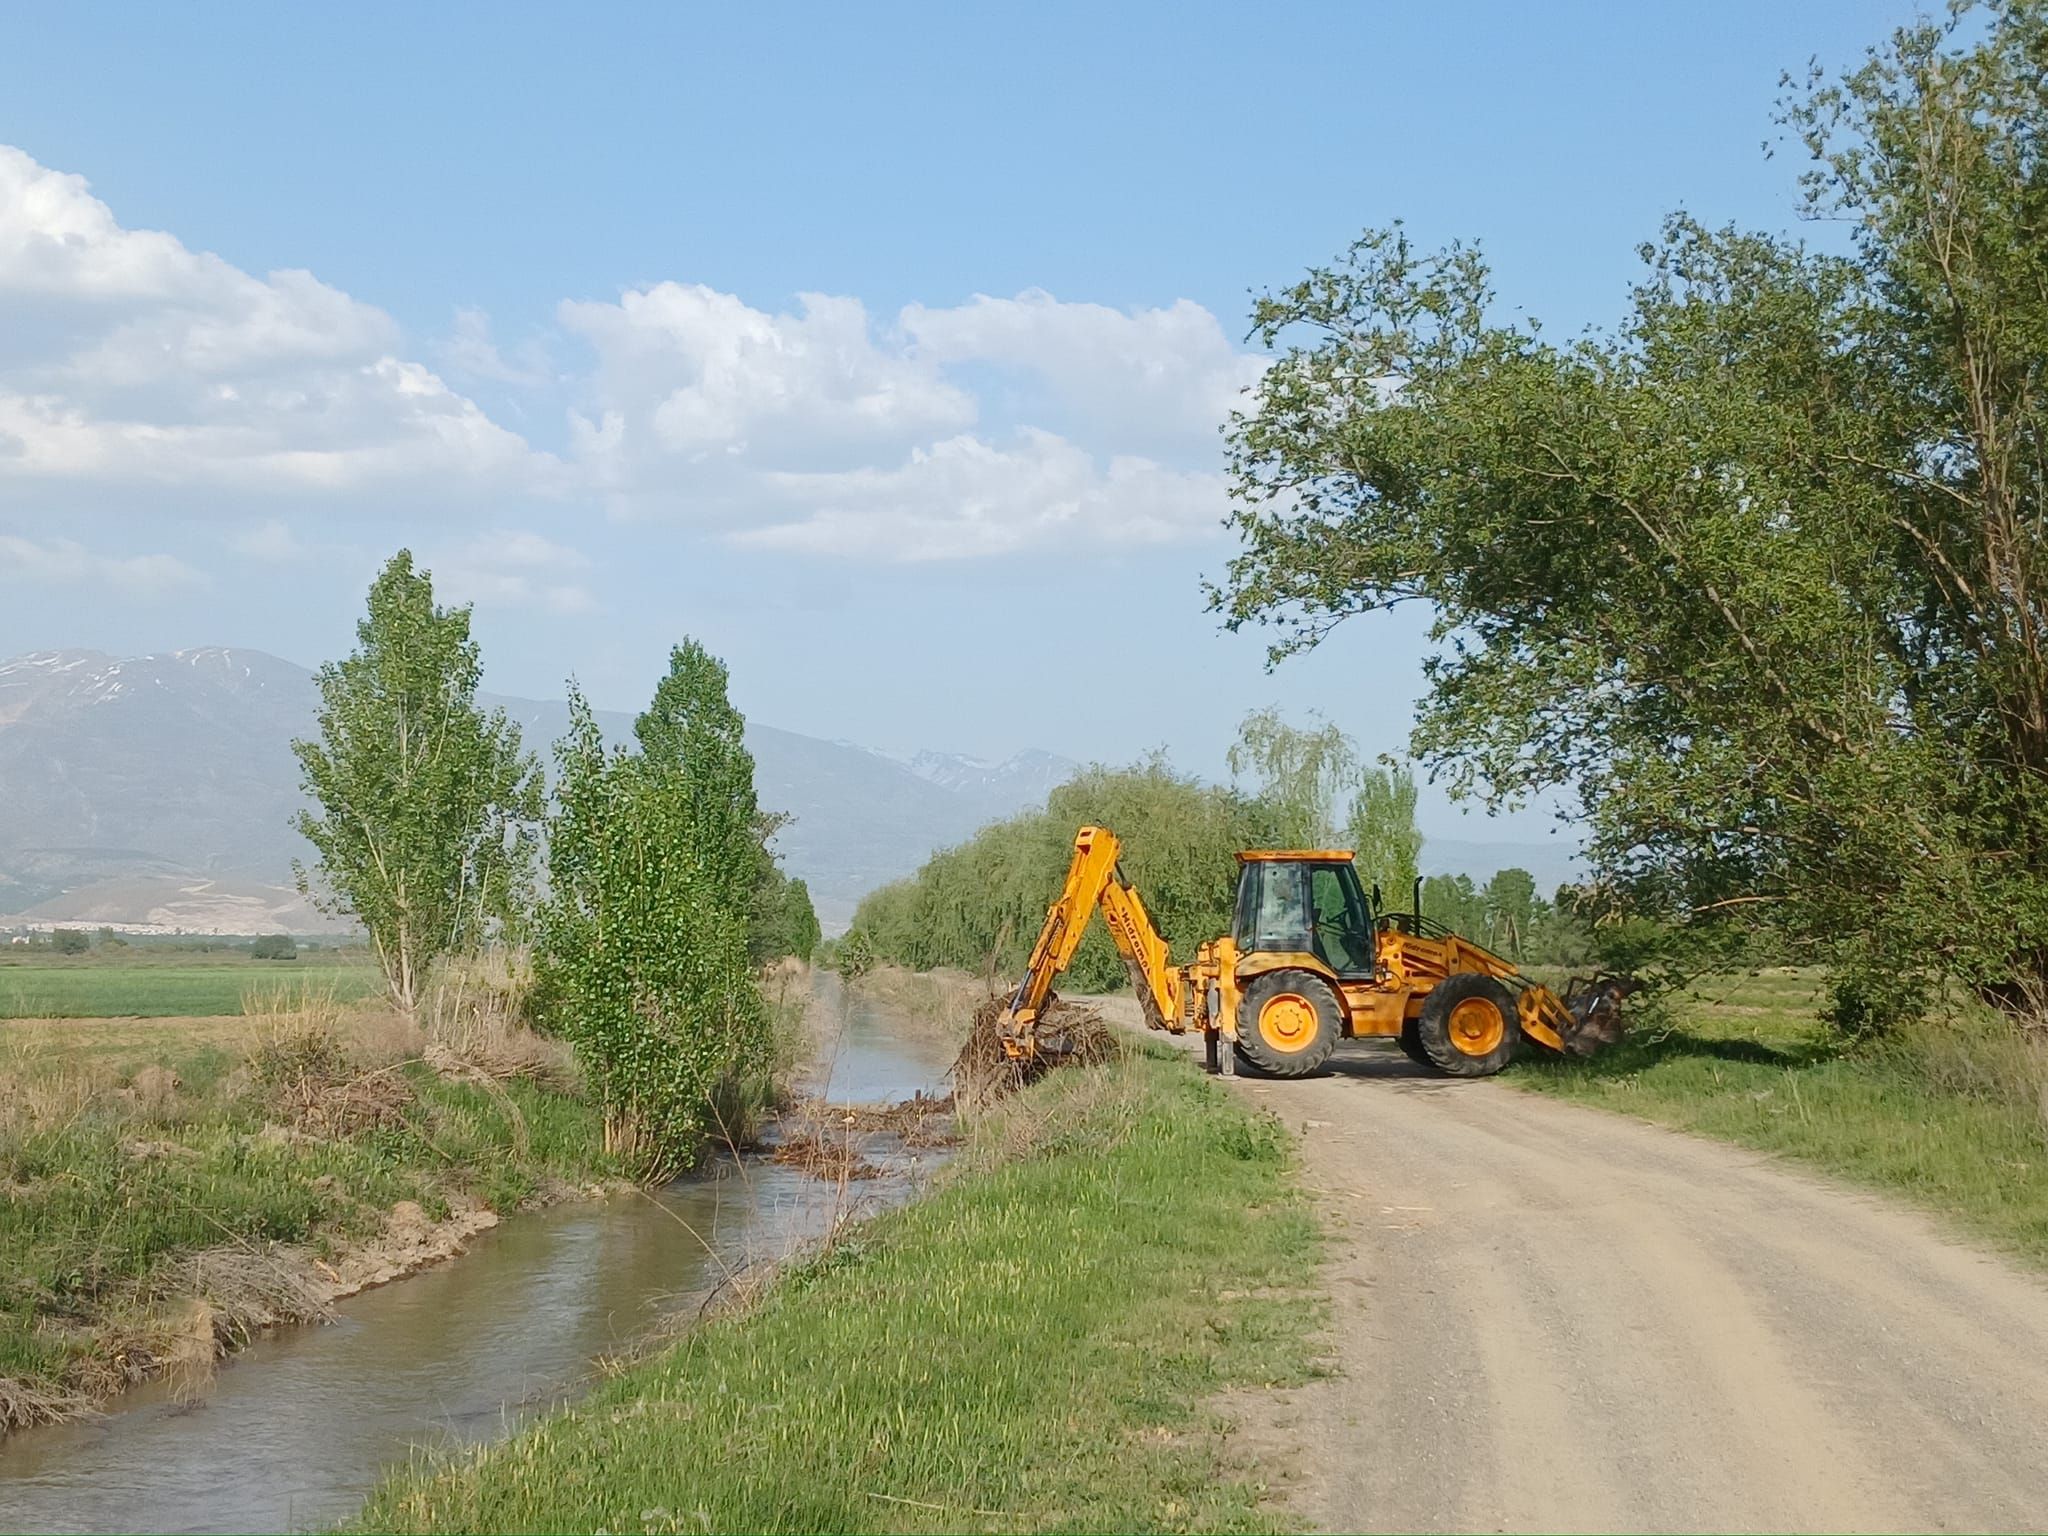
left=0, top=976, right=955, bottom=1535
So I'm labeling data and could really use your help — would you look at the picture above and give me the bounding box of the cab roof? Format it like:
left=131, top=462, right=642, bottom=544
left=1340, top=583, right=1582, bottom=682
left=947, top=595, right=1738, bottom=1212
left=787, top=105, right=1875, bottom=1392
left=1236, top=849, right=1355, bottom=862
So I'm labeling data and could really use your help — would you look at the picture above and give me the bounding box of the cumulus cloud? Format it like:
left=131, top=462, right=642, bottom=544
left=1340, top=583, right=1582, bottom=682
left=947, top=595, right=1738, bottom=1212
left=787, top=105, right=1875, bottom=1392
left=560, top=283, right=975, bottom=486
left=428, top=529, right=595, bottom=616
left=0, top=532, right=203, bottom=593
left=557, top=281, right=1256, bottom=558
left=737, top=429, right=1229, bottom=560
left=439, top=308, right=552, bottom=388
left=227, top=518, right=314, bottom=562
left=0, top=145, right=557, bottom=496
left=901, top=289, right=1265, bottom=456
left=0, top=142, right=1269, bottom=565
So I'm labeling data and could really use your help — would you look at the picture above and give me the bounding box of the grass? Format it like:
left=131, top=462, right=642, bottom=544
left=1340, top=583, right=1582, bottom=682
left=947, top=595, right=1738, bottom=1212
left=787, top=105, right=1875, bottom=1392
left=357, top=1045, right=1323, bottom=1535
left=0, top=952, right=382, bottom=1019
left=1518, top=967, right=2048, bottom=1263
left=0, top=964, right=615, bottom=1428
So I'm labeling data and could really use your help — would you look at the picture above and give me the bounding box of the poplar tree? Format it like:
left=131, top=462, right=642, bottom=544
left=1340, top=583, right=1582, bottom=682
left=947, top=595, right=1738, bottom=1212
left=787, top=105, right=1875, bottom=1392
left=534, top=642, right=769, bottom=1179
left=1345, top=764, right=1423, bottom=907
left=293, top=552, right=540, bottom=1013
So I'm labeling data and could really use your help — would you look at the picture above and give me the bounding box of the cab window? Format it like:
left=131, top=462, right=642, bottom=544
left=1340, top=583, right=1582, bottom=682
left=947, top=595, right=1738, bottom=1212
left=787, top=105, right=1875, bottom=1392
left=1248, top=862, right=1310, bottom=951
left=1309, top=864, right=1374, bottom=973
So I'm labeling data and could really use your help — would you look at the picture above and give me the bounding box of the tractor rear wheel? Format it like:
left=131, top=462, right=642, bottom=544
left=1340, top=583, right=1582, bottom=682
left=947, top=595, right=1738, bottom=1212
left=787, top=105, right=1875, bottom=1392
left=1233, top=970, right=1342, bottom=1078
left=1415, top=972, right=1519, bottom=1077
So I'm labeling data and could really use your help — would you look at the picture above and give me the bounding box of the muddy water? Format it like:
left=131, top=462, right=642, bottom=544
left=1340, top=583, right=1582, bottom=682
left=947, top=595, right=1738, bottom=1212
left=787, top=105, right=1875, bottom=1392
left=0, top=975, right=954, bottom=1535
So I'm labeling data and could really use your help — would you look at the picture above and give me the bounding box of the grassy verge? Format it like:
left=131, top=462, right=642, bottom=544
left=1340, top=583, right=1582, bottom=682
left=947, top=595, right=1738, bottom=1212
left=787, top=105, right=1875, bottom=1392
left=1518, top=967, right=2048, bottom=1262
left=0, top=968, right=615, bottom=1430
left=0, top=954, right=382, bottom=1018
left=358, top=1045, right=1322, bottom=1535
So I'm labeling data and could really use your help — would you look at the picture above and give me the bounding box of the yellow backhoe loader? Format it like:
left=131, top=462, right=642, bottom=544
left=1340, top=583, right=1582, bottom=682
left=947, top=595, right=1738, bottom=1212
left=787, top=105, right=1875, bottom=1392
left=1002, top=826, right=1629, bottom=1077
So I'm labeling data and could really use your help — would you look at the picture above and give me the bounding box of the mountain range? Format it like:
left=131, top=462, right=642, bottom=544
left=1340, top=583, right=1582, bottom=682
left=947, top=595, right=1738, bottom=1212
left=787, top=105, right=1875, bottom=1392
left=0, top=646, right=1579, bottom=935
left=0, top=648, right=1073, bottom=933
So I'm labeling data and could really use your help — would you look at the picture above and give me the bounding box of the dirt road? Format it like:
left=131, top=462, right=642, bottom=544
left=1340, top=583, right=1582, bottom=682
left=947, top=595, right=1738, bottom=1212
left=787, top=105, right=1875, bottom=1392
left=1112, top=1008, right=2048, bottom=1532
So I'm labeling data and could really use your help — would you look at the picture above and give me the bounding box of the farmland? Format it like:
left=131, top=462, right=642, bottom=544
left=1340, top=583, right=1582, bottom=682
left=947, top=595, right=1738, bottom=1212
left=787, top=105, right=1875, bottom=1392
left=0, top=950, right=381, bottom=1019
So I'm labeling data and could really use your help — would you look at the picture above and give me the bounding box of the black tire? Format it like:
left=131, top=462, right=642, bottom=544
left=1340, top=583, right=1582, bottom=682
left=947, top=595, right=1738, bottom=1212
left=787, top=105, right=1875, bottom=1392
left=1415, top=972, right=1519, bottom=1078
left=1233, top=970, right=1343, bottom=1078
left=1396, top=1019, right=1435, bottom=1070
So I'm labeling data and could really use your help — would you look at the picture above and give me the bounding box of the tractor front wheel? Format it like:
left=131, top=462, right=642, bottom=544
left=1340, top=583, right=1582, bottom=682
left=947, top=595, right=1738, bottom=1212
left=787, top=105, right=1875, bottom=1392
left=1233, top=970, right=1343, bottom=1078
left=1415, top=973, right=1519, bottom=1077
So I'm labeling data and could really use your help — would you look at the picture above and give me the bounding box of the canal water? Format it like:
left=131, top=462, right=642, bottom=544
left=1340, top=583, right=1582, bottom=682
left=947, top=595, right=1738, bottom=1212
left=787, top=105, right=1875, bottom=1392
left=0, top=976, right=954, bottom=1534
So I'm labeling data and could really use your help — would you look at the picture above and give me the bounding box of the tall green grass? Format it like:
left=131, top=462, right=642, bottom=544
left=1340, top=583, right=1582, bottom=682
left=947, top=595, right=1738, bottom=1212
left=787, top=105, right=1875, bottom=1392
left=359, top=1047, right=1322, bottom=1534
left=1518, top=969, right=2048, bottom=1263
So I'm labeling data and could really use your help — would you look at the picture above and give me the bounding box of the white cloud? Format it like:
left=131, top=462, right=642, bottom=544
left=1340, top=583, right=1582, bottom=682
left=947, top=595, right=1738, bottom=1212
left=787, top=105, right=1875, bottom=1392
left=0, top=145, right=557, bottom=496
left=737, top=429, right=1229, bottom=560
left=560, top=283, right=976, bottom=489
left=428, top=530, right=595, bottom=616
left=555, top=282, right=1258, bottom=557
left=901, top=289, right=1266, bottom=455
left=0, top=142, right=1269, bottom=567
left=227, top=518, right=312, bottom=562
left=439, top=308, right=552, bottom=388
left=0, top=533, right=203, bottom=594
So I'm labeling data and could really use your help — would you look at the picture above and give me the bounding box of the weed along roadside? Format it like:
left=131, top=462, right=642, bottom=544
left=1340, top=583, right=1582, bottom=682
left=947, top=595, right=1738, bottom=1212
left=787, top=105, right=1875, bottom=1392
left=356, top=1040, right=1323, bottom=1535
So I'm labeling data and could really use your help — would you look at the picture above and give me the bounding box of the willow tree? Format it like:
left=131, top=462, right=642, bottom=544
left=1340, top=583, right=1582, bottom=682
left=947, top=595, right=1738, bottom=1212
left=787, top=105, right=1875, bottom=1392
left=1226, top=707, right=1359, bottom=847
left=1214, top=2, right=2048, bottom=1027
left=293, top=552, right=539, bottom=1012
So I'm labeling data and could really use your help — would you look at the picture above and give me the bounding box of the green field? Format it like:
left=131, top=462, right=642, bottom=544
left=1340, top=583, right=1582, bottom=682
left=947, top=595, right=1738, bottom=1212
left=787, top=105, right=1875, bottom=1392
left=1519, top=968, right=2048, bottom=1264
left=0, top=954, right=381, bottom=1019
left=359, top=1045, right=1322, bottom=1535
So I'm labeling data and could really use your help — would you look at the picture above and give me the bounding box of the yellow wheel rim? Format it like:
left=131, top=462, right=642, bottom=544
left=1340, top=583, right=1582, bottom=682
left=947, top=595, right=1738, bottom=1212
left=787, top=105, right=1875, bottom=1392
left=1258, top=993, right=1319, bottom=1053
left=1448, top=996, right=1506, bottom=1056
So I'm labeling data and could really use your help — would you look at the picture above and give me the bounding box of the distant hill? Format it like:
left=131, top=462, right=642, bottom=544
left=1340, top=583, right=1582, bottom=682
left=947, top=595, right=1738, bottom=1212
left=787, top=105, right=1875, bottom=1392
left=0, top=648, right=1077, bottom=934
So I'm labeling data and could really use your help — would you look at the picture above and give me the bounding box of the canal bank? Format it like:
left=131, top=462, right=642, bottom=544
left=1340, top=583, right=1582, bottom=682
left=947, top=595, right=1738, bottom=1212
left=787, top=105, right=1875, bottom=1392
left=0, top=973, right=958, bottom=1534
left=359, top=1038, right=1323, bottom=1535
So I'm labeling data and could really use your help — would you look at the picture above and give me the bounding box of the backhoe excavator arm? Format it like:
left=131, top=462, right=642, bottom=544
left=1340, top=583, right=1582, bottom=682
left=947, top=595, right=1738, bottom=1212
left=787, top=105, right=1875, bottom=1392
left=1003, top=826, right=1185, bottom=1057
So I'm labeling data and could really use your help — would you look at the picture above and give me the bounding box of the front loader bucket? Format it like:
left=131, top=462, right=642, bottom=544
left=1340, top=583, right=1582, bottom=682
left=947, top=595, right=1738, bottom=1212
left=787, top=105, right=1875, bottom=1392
left=1558, top=974, right=1639, bottom=1055
left=1514, top=973, right=1639, bottom=1055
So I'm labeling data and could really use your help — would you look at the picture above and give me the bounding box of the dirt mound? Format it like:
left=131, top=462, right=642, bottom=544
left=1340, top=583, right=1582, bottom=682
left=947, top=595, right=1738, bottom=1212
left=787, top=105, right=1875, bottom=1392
left=953, top=994, right=1117, bottom=1106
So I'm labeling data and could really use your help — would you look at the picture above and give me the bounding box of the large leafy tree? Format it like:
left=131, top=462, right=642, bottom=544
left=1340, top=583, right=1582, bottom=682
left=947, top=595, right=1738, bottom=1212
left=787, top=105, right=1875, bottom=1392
left=293, top=552, right=539, bottom=1012
left=1214, top=2, right=2048, bottom=1025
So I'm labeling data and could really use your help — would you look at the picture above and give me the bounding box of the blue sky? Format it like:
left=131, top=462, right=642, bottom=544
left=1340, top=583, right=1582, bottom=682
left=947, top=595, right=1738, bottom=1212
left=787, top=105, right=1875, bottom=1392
left=0, top=1, right=1920, bottom=844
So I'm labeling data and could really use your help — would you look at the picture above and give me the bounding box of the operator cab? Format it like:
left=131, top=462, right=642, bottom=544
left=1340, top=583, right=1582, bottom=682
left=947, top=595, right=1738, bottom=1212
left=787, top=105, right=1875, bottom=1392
left=1231, top=852, right=1377, bottom=977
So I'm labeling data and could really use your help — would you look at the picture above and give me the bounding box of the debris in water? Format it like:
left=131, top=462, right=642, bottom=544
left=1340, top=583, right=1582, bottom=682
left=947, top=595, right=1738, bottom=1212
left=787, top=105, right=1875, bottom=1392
left=770, top=1090, right=958, bottom=1181
left=770, top=1129, right=885, bottom=1182
left=952, top=993, right=1116, bottom=1107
